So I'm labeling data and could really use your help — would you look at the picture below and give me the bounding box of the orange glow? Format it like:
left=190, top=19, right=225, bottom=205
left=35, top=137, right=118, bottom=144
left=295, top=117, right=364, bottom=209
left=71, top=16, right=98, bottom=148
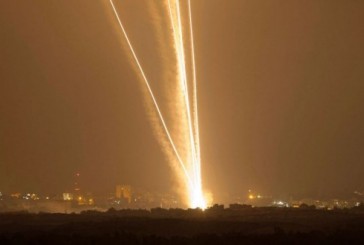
left=167, top=0, right=206, bottom=208
left=109, top=0, right=206, bottom=209
left=109, top=0, right=192, bottom=189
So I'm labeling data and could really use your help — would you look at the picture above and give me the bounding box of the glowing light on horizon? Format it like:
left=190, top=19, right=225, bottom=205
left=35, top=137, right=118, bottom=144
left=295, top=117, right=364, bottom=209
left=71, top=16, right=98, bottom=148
left=167, top=0, right=205, bottom=209
left=188, top=0, right=204, bottom=209
left=109, top=0, right=206, bottom=209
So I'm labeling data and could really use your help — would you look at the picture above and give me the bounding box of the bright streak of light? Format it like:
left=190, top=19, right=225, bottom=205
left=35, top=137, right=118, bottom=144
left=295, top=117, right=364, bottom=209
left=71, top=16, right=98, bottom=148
left=174, top=0, right=199, bottom=187
left=110, top=0, right=206, bottom=209
left=109, top=0, right=193, bottom=189
left=188, top=0, right=203, bottom=207
left=168, top=0, right=206, bottom=209
left=179, top=1, right=198, bottom=193
left=188, top=0, right=201, bottom=180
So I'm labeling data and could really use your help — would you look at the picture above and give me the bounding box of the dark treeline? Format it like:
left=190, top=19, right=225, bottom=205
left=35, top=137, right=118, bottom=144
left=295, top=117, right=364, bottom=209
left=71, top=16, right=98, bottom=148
left=0, top=204, right=363, bottom=244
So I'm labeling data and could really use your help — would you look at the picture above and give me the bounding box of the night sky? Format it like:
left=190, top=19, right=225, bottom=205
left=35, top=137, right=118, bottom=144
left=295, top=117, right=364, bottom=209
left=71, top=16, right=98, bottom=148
left=1, top=0, right=363, bottom=202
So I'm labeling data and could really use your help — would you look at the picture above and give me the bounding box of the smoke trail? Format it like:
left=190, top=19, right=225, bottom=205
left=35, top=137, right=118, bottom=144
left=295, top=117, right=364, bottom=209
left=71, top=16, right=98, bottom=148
left=167, top=0, right=205, bottom=208
left=175, top=0, right=199, bottom=188
left=145, top=0, right=192, bottom=202
left=109, top=0, right=193, bottom=189
left=167, top=0, right=197, bottom=187
left=108, top=0, right=206, bottom=208
left=187, top=0, right=203, bottom=203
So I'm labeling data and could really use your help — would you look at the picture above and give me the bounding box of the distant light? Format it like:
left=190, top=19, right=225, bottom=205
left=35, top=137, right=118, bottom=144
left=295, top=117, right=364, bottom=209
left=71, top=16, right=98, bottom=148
left=63, top=193, right=73, bottom=201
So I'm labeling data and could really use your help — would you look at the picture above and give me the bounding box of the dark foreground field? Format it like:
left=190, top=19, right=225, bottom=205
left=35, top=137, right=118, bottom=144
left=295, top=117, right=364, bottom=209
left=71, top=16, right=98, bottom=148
left=0, top=206, right=363, bottom=244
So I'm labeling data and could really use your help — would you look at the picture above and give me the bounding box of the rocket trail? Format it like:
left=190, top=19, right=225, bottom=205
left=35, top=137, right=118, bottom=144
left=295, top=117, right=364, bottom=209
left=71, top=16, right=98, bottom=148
left=109, top=0, right=193, bottom=189
left=176, top=0, right=199, bottom=187
left=187, top=0, right=203, bottom=202
left=109, top=0, right=206, bottom=208
left=168, top=0, right=199, bottom=187
left=188, top=0, right=201, bottom=176
left=188, top=0, right=203, bottom=203
left=167, top=0, right=205, bottom=208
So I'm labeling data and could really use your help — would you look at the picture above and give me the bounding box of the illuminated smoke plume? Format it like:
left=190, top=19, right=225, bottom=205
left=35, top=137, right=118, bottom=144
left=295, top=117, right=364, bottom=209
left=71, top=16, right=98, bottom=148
left=109, top=0, right=206, bottom=209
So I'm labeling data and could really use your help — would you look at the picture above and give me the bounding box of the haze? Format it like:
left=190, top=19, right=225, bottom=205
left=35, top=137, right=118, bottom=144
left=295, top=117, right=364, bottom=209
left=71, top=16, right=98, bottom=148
left=0, top=0, right=363, bottom=203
